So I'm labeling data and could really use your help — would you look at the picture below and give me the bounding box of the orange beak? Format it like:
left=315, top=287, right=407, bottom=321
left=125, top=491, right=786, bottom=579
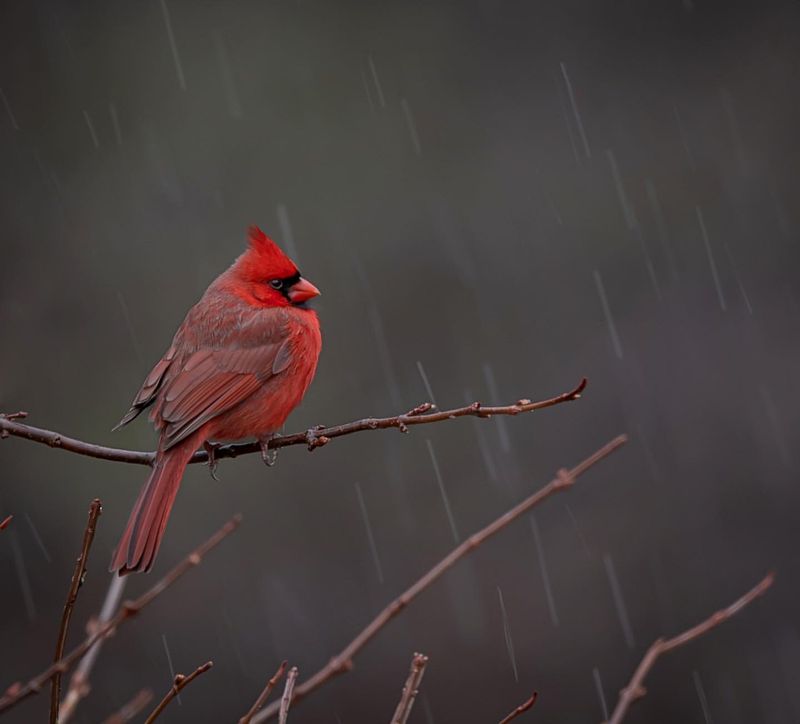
left=288, top=277, right=321, bottom=304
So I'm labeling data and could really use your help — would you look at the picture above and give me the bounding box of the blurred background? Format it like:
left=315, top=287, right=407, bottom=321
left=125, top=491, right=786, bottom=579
left=1, top=0, right=799, bottom=721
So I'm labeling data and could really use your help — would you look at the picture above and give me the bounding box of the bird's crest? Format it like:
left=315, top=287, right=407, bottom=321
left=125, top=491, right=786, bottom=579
left=241, top=225, right=298, bottom=278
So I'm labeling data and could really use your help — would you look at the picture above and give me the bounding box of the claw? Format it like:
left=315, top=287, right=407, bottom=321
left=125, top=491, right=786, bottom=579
left=203, top=441, right=221, bottom=481
left=259, top=434, right=279, bottom=467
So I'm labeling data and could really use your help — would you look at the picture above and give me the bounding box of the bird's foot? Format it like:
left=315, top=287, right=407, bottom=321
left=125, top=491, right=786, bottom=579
left=204, top=441, right=221, bottom=480
left=259, top=434, right=279, bottom=467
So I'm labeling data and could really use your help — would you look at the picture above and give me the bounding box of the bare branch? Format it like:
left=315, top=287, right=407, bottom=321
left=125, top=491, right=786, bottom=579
left=606, top=572, right=775, bottom=724
left=0, top=379, right=587, bottom=469
left=253, top=434, right=627, bottom=722
left=0, top=515, right=241, bottom=716
left=50, top=499, right=103, bottom=724
left=499, top=691, right=538, bottom=724
left=100, top=688, right=153, bottom=724
left=240, top=661, right=288, bottom=724
left=278, top=667, right=298, bottom=724
left=144, top=661, right=213, bottom=724
left=59, top=574, right=128, bottom=723
left=391, top=653, right=428, bottom=724
left=0, top=515, right=12, bottom=531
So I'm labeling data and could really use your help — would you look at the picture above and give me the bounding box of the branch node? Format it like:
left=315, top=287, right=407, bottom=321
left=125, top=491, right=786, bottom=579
left=406, top=402, right=434, bottom=416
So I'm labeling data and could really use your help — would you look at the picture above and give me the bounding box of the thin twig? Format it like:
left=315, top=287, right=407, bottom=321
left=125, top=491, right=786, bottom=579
left=143, top=661, right=213, bottom=724
left=253, top=435, right=627, bottom=722
left=278, top=667, right=298, bottom=724
left=0, top=515, right=241, bottom=716
left=0, top=379, right=586, bottom=467
left=50, top=498, right=102, bottom=724
left=100, top=688, right=154, bottom=724
left=240, top=661, right=288, bottom=724
left=0, top=515, right=12, bottom=530
left=391, top=653, right=428, bottom=724
left=499, top=691, right=538, bottom=724
left=59, top=574, right=128, bottom=723
left=605, top=572, right=774, bottom=724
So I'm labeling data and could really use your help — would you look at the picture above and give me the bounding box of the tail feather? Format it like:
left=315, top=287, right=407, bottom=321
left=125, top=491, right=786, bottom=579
left=111, top=434, right=200, bottom=575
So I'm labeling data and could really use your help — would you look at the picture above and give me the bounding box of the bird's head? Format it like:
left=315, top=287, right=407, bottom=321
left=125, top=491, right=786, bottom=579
left=231, top=225, right=320, bottom=308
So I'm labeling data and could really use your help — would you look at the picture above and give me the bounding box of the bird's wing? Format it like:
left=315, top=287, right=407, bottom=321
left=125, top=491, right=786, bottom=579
left=158, top=335, right=293, bottom=449
left=113, top=345, right=179, bottom=430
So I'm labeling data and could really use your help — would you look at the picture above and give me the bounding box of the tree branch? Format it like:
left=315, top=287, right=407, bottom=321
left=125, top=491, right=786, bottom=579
left=252, top=434, right=627, bottom=722
left=498, top=692, right=538, bottom=724
left=59, top=574, right=129, bottom=723
left=143, top=661, right=213, bottom=724
left=277, top=667, right=298, bottom=724
left=500, top=691, right=539, bottom=724
left=50, top=499, right=102, bottom=724
left=0, top=515, right=241, bottom=717
left=0, top=378, right=586, bottom=468
left=239, top=661, right=288, bottom=724
left=605, top=572, right=775, bottom=724
left=100, top=688, right=153, bottom=724
left=391, top=653, right=428, bottom=724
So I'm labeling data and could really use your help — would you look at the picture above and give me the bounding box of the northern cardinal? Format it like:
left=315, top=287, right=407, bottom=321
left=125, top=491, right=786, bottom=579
left=110, top=226, right=321, bottom=575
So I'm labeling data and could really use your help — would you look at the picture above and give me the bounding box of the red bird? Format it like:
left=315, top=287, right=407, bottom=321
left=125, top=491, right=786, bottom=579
left=110, top=226, right=321, bottom=575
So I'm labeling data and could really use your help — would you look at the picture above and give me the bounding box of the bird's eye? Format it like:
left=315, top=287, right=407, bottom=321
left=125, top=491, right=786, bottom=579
left=269, top=279, right=283, bottom=289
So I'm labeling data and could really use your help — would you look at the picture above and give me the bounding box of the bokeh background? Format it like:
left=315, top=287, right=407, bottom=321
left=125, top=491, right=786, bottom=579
left=1, top=0, right=799, bottom=721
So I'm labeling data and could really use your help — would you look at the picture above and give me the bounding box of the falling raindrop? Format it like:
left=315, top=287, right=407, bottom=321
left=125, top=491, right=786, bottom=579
left=24, top=514, right=52, bottom=563
left=354, top=482, right=384, bottom=583
left=695, top=206, right=727, bottom=311
left=482, top=363, right=511, bottom=453
left=426, top=439, right=459, bottom=544
left=368, top=55, right=386, bottom=108
left=603, top=553, right=635, bottom=648
left=693, top=669, right=713, bottom=724
left=401, top=99, right=421, bottom=156
left=593, top=270, right=623, bottom=359
left=161, top=633, right=182, bottom=705
left=10, top=532, right=36, bottom=622
left=159, top=0, right=186, bottom=90
left=497, top=586, right=519, bottom=682
left=109, top=102, right=122, bottom=146
left=465, top=389, right=499, bottom=484
left=416, top=360, right=436, bottom=406
left=83, top=110, right=100, bottom=149
left=723, top=242, right=753, bottom=315
left=593, top=666, right=610, bottom=721
left=606, top=149, right=637, bottom=230
left=559, top=62, right=591, bottom=159
left=530, top=515, right=559, bottom=627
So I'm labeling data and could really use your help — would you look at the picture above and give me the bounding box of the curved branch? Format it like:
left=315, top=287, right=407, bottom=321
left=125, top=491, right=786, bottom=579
left=252, top=434, right=627, bottom=722
left=499, top=691, right=538, bottom=724
left=606, top=572, right=774, bottom=724
left=0, top=378, right=587, bottom=468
